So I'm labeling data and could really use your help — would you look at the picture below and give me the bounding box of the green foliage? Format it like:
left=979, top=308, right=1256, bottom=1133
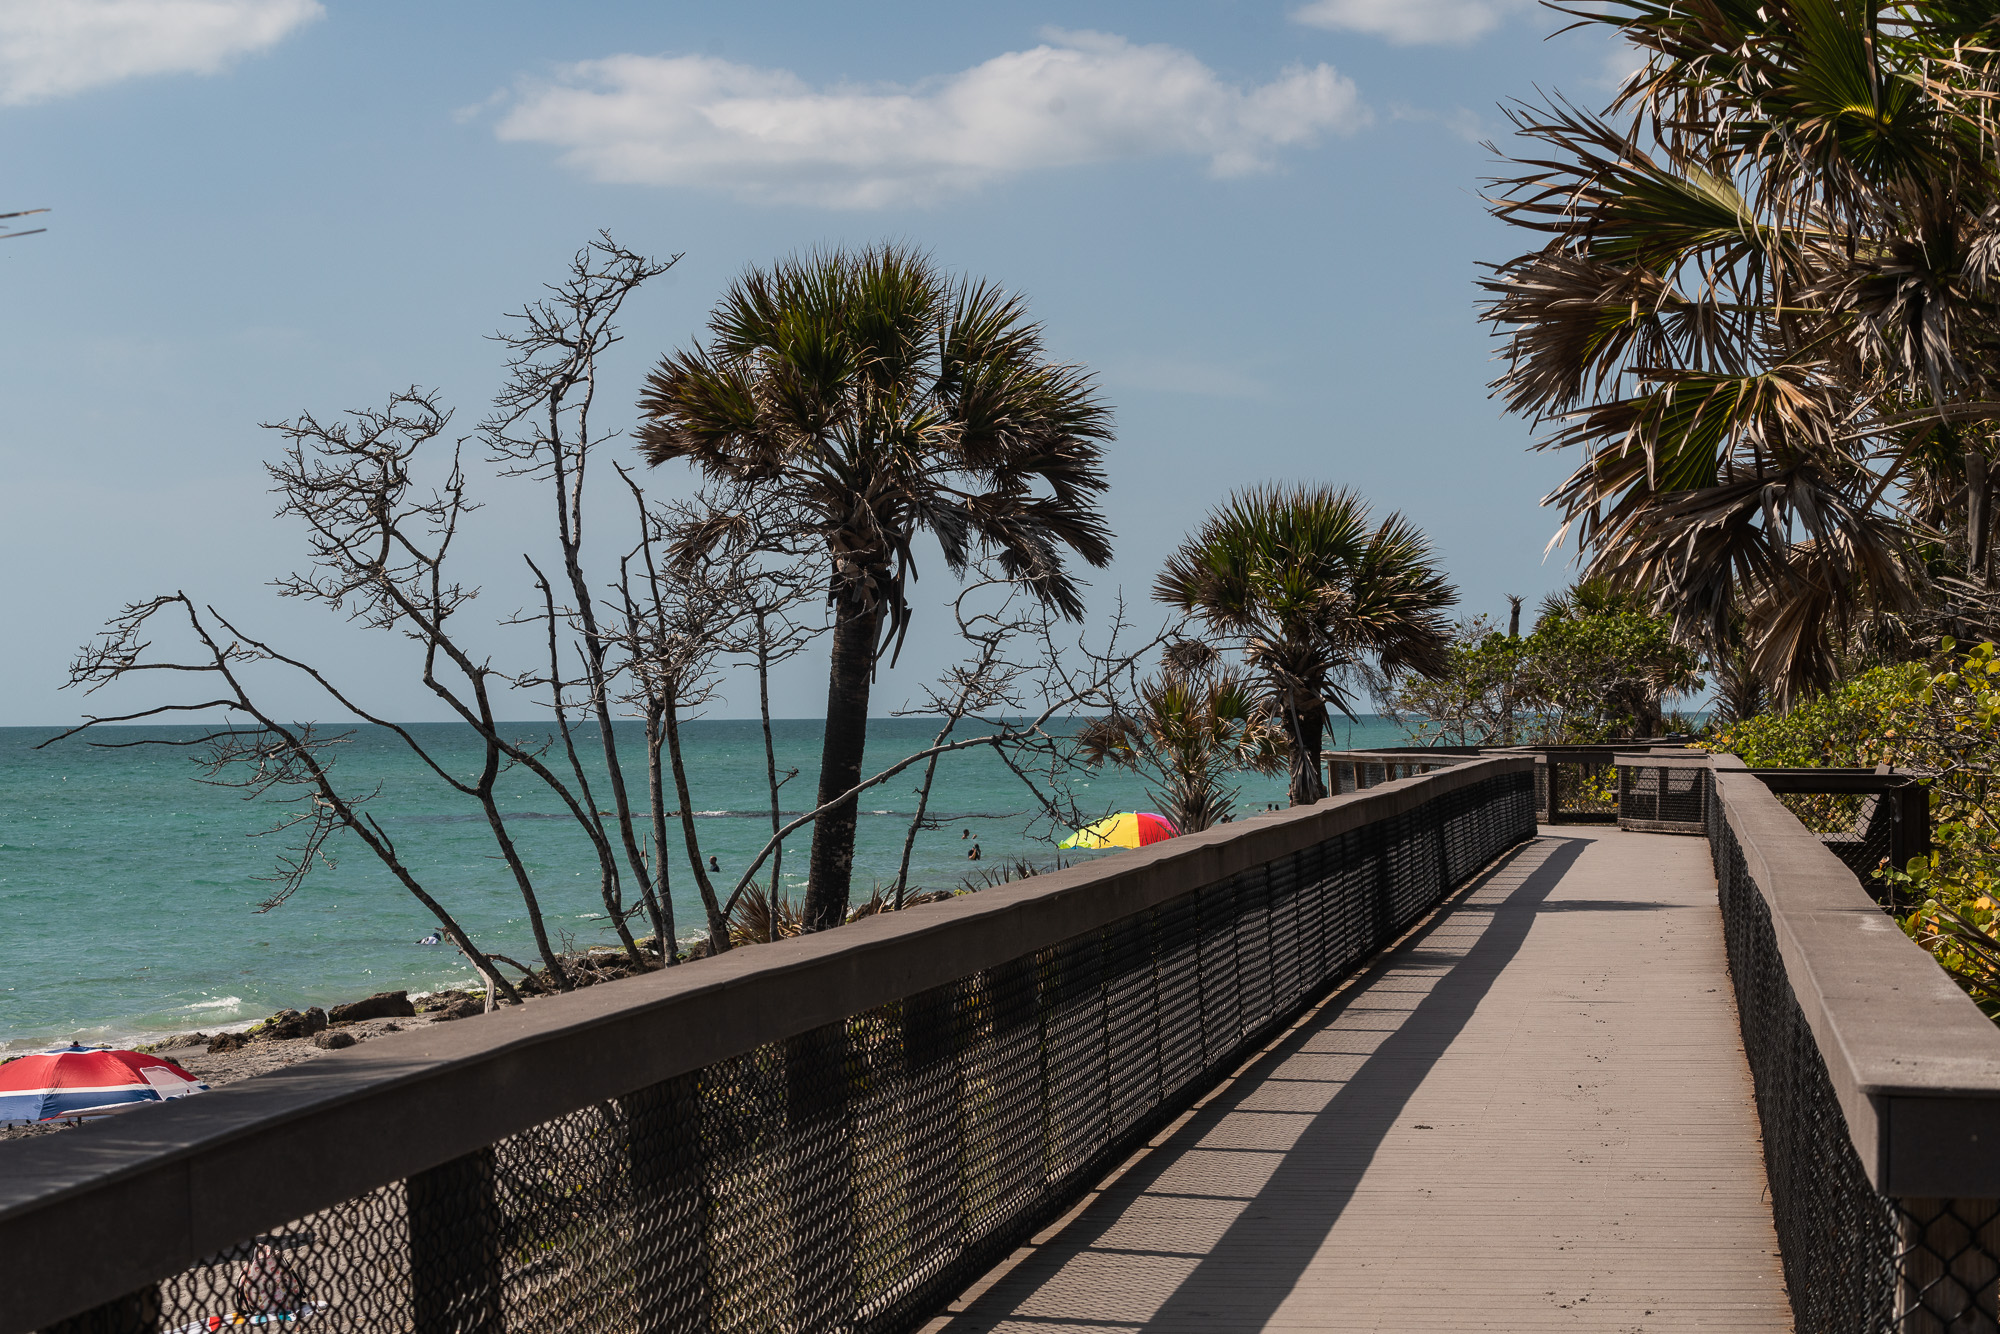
left=1380, top=584, right=1702, bottom=745
left=1516, top=602, right=1702, bottom=741
left=1379, top=616, right=1523, bottom=746
left=1707, top=662, right=1931, bottom=767
left=1712, top=647, right=2000, bottom=1017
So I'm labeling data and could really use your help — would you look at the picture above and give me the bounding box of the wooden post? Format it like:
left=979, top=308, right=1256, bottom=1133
left=621, top=1073, right=709, bottom=1334
left=786, top=1021, right=854, bottom=1331
left=1891, top=782, right=1932, bottom=876
left=1970, top=445, right=1990, bottom=582
left=407, top=1147, right=503, bottom=1334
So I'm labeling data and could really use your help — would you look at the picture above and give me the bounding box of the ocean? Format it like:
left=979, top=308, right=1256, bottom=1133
left=0, top=715, right=1409, bottom=1051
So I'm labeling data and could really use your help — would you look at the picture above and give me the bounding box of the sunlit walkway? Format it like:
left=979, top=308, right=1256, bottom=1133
left=923, top=828, right=1790, bottom=1333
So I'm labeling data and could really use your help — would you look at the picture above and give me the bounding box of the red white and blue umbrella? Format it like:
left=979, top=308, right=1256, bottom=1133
left=0, top=1042, right=208, bottom=1123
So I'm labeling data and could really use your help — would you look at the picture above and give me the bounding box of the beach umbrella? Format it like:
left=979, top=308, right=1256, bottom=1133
left=1059, top=812, right=1178, bottom=850
left=0, top=1042, right=208, bottom=1123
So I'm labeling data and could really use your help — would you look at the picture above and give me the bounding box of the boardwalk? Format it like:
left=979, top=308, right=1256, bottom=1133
left=925, top=828, right=1790, bottom=1333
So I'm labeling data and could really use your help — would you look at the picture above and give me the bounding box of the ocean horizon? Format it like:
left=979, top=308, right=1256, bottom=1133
left=0, top=714, right=1411, bottom=1051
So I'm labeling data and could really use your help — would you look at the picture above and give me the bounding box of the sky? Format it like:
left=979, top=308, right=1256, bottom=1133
left=0, top=0, right=1635, bottom=727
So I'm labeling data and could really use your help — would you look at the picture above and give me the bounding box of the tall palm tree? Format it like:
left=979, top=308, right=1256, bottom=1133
left=635, top=245, right=1114, bottom=930
left=1157, top=485, right=1457, bottom=806
left=1483, top=2, right=2000, bottom=700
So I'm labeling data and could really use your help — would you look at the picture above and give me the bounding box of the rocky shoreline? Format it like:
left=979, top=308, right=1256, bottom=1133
left=0, top=944, right=665, bottom=1143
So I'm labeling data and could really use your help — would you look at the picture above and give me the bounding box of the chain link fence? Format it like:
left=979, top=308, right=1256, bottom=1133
left=26, top=766, right=1536, bottom=1334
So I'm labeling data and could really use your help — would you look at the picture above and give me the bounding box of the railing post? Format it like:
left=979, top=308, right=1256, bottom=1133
left=1546, top=757, right=1562, bottom=825
left=621, top=1072, right=708, bottom=1334
left=407, top=1146, right=503, bottom=1334
left=903, top=982, right=966, bottom=1279
left=1434, top=794, right=1453, bottom=894
left=38, top=1287, right=160, bottom=1334
left=1372, top=822, right=1395, bottom=949
left=1891, top=781, right=1932, bottom=874
left=786, top=1020, right=854, bottom=1331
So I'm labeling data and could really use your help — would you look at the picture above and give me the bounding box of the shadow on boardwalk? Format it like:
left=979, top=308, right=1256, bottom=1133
left=1143, top=837, right=1585, bottom=1329
left=927, top=830, right=1788, bottom=1333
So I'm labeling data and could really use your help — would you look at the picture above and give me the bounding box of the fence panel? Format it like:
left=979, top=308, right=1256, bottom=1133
left=1707, top=763, right=2000, bottom=1333
left=6, top=763, right=1536, bottom=1334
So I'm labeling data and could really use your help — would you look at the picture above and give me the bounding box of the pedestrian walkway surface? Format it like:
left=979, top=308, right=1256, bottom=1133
left=924, top=828, right=1791, bottom=1333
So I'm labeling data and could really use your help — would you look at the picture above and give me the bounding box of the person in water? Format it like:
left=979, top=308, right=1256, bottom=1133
left=966, top=843, right=981, bottom=861
left=708, top=855, right=720, bottom=872
left=962, top=829, right=970, bottom=839
left=418, top=931, right=441, bottom=946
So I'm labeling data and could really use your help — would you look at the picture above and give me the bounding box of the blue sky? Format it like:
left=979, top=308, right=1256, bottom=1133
left=0, top=0, right=1629, bottom=726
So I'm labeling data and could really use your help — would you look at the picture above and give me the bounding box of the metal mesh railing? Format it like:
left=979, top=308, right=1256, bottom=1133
left=1533, top=758, right=1619, bottom=823
left=1706, top=770, right=2000, bottom=1333
left=1616, top=759, right=1707, bottom=834
left=1782, top=792, right=1896, bottom=880
left=39, top=768, right=1536, bottom=1334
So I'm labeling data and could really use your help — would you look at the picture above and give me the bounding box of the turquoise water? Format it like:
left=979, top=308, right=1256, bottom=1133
left=0, top=716, right=1406, bottom=1050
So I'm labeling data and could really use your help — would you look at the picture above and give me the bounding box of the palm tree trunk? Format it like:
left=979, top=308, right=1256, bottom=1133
left=802, top=595, right=881, bottom=931
left=1969, top=445, right=1990, bottom=585
left=1286, top=703, right=1328, bottom=806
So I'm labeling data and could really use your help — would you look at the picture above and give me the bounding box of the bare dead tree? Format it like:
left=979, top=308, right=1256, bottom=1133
left=486, top=235, right=681, bottom=969
left=659, top=482, right=823, bottom=899
left=1, top=207, right=48, bottom=240
left=890, top=573, right=1041, bottom=905
left=41, top=593, right=525, bottom=1004
left=609, top=471, right=741, bottom=952
left=42, top=238, right=683, bottom=994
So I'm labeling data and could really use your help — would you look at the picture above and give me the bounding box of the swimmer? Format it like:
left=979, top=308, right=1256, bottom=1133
left=418, top=931, right=441, bottom=946
left=708, top=855, right=720, bottom=872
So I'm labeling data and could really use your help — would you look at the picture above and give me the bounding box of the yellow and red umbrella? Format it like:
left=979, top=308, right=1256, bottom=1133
left=1059, top=811, right=1178, bottom=850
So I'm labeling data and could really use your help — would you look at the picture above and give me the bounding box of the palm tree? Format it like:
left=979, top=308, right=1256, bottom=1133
left=1483, top=2, right=2000, bottom=700
left=635, top=245, right=1114, bottom=930
left=1076, top=640, right=1287, bottom=833
left=1157, top=485, right=1457, bottom=806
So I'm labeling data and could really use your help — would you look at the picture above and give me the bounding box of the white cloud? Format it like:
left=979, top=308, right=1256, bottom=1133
left=1390, top=103, right=1487, bottom=143
left=494, top=29, right=1367, bottom=208
left=1293, top=0, right=1528, bottom=45
left=0, top=0, right=321, bottom=106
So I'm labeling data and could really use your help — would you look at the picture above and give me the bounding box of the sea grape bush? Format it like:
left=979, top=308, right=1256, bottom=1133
left=1706, top=663, right=1931, bottom=771
left=1381, top=603, right=1700, bottom=746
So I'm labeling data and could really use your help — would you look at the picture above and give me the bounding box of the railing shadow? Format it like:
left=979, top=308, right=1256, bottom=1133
left=937, top=834, right=1589, bottom=1331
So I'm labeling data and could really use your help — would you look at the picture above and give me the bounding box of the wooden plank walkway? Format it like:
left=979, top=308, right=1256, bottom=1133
left=924, top=828, right=1791, bottom=1333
